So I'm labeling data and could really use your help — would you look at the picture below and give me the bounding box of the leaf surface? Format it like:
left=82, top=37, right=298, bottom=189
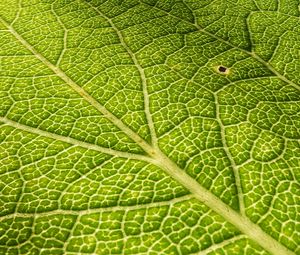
left=0, top=1, right=299, bottom=254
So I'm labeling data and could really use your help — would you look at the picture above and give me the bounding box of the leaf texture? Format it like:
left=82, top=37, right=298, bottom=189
left=0, top=0, right=299, bottom=254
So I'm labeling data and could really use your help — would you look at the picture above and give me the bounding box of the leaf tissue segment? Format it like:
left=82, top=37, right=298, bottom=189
left=0, top=1, right=299, bottom=255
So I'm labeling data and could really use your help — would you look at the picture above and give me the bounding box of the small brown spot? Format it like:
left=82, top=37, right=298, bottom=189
left=216, top=65, right=230, bottom=75
left=218, top=66, right=227, bottom=73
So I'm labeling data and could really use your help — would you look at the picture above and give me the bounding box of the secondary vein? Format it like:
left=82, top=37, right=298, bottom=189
left=214, top=93, right=245, bottom=216
left=0, top=194, right=194, bottom=220
left=0, top=117, right=154, bottom=164
left=85, top=1, right=159, bottom=148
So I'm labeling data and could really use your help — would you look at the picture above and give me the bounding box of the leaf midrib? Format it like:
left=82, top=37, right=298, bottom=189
left=0, top=14, right=294, bottom=255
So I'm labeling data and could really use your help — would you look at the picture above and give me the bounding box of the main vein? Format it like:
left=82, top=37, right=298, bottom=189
left=152, top=153, right=294, bottom=255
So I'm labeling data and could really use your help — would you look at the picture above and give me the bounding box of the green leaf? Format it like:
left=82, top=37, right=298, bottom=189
left=0, top=1, right=299, bottom=254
